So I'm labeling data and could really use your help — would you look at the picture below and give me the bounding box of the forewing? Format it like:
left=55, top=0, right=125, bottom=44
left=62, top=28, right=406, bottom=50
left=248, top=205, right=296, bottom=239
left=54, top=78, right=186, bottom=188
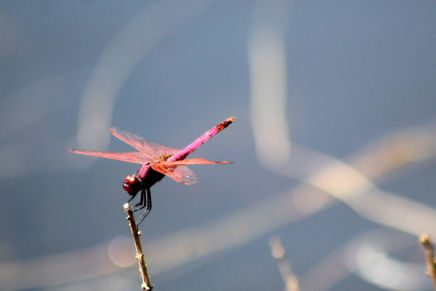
left=146, top=141, right=181, bottom=159
left=110, top=127, right=180, bottom=161
left=164, top=158, right=232, bottom=166
left=110, top=127, right=156, bottom=158
left=69, top=149, right=149, bottom=164
left=152, top=164, right=198, bottom=185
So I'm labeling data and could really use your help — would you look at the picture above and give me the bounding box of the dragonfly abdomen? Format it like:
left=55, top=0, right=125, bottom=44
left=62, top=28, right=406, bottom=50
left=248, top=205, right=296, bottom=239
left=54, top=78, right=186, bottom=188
left=167, top=117, right=235, bottom=162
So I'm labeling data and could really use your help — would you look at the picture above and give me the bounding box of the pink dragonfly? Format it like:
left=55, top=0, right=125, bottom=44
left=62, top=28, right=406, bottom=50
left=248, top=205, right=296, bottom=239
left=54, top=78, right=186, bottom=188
left=70, top=117, right=234, bottom=224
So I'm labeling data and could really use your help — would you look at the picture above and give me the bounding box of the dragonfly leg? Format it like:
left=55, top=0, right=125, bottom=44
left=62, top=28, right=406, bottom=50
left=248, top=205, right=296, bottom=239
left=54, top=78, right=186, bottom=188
left=133, top=189, right=146, bottom=212
left=134, top=190, right=144, bottom=208
left=137, top=188, right=152, bottom=226
left=127, top=191, right=138, bottom=203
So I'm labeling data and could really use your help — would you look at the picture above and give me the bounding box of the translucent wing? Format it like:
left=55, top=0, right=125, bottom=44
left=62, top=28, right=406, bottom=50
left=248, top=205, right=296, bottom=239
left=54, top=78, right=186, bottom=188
left=110, top=127, right=181, bottom=160
left=152, top=164, right=198, bottom=185
left=151, top=158, right=231, bottom=184
left=163, top=158, right=232, bottom=166
left=69, top=149, right=150, bottom=164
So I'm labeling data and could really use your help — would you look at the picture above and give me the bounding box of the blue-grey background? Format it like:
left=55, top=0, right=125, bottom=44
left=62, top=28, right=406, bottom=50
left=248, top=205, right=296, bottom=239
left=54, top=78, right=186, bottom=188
left=1, top=1, right=435, bottom=290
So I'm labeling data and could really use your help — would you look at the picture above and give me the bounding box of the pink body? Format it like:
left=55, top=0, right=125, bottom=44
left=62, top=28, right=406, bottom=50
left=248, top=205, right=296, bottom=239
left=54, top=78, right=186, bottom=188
left=136, top=117, right=233, bottom=180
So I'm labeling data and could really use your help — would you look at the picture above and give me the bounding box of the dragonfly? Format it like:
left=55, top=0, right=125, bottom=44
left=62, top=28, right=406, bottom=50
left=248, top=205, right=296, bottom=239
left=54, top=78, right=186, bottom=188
left=69, top=117, right=234, bottom=224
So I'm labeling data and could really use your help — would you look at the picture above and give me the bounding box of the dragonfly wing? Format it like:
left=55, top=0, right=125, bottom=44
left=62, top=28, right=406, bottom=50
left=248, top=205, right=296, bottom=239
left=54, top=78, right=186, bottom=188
left=146, top=141, right=181, bottom=158
left=164, top=158, right=232, bottom=166
left=110, top=127, right=156, bottom=158
left=69, top=149, right=150, bottom=164
left=152, top=164, right=198, bottom=185
left=110, top=127, right=181, bottom=160
left=151, top=158, right=231, bottom=184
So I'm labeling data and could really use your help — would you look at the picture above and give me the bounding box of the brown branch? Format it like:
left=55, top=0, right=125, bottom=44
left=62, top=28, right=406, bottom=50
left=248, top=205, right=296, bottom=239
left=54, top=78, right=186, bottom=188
left=123, top=203, right=153, bottom=290
left=269, top=236, right=300, bottom=291
left=419, top=233, right=436, bottom=291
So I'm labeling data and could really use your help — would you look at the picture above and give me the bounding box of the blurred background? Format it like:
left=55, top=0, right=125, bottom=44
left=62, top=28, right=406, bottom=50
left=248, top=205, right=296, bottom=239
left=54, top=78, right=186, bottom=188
left=1, top=0, right=435, bottom=290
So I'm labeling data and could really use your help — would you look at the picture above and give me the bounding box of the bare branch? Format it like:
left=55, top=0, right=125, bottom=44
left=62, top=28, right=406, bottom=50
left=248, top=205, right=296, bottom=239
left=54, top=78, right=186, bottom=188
left=419, top=233, right=436, bottom=290
left=269, top=236, right=299, bottom=291
left=123, top=203, right=153, bottom=290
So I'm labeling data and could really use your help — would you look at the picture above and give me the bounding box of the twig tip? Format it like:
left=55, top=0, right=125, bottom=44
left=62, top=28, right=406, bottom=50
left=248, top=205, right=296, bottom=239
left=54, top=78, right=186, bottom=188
left=269, top=236, right=286, bottom=260
left=420, top=233, right=431, bottom=245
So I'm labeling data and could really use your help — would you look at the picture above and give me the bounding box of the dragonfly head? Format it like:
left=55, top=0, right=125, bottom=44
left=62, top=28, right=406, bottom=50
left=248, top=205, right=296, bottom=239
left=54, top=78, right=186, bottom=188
left=122, top=175, right=142, bottom=196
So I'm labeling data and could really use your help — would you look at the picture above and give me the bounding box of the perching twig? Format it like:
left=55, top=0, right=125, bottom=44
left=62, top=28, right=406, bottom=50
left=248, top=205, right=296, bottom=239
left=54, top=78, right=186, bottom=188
left=123, top=203, right=153, bottom=290
left=420, top=233, right=436, bottom=291
left=269, top=236, right=300, bottom=291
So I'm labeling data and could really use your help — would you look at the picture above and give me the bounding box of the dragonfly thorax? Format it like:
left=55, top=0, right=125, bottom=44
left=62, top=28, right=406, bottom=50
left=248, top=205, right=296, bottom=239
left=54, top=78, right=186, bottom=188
left=122, top=175, right=142, bottom=196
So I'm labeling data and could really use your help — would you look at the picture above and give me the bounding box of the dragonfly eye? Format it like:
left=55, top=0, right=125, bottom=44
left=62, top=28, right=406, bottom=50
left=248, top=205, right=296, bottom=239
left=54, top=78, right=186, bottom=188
left=122, top=175, right=141, bottom=196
